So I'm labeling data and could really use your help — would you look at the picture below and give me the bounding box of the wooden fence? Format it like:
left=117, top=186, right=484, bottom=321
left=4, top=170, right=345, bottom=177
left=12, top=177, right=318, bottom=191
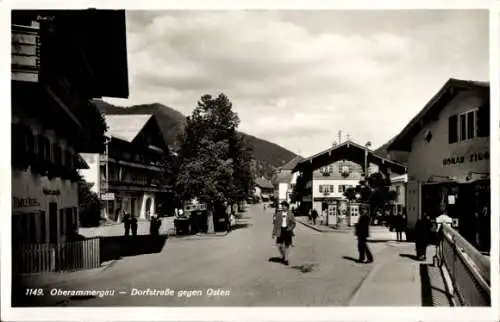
left=13, top=237, right=100, bottom=274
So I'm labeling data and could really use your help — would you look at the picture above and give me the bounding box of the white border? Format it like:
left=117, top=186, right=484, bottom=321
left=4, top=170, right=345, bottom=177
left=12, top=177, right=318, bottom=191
left=1, top=1, right=498, bottom=321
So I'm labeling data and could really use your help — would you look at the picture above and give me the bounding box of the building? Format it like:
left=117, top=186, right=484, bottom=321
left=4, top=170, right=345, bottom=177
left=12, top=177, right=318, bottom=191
left=293, top=140, right=407, bottom=225
left=390, top=173, right=408, bottom=214
left=253, top=177, right=274, bottom=201
left=272, top=156, right=304, bottom=205
left=80, top=113, right=170, bottom=221
left=11, top=10, right=129, bottom=245
left=387, top=78, right=489, bottom=247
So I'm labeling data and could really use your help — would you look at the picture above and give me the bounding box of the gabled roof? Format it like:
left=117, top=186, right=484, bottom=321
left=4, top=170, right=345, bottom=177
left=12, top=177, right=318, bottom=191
left=105, top=114, right=153, bottom=142
left=293, top=140, right=406, bottom=173
left=280, top=155, right=304, bottom=171
left=388, top=78, right=489, bottom=152
left=255, top=177, right=274, bottom=190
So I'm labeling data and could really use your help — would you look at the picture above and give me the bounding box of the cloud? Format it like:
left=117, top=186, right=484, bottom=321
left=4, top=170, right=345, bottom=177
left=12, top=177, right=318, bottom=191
left=104, top=10, right=488, bottom=157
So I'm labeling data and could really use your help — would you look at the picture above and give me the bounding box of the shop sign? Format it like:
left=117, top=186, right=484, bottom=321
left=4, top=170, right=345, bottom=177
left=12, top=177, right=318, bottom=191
left=12, top=197, right=40, bottom=209
left=101, top=192, right=115, bottom=201
left=442, top=151, right=489, bottom=167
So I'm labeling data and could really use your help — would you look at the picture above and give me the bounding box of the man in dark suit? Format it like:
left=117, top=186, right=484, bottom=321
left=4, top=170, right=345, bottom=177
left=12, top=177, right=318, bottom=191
left=355, top=208, right=373, bottom=263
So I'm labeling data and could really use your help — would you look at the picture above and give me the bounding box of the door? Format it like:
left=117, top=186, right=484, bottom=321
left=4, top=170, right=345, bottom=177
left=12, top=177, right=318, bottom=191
left=49, top=202, right=58, bottom=244
left=406, top=180, right=421, bottom=230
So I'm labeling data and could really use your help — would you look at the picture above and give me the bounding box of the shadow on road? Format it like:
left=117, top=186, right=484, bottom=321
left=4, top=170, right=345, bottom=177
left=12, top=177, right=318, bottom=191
left=231, top=222, right=253, bottom=231
left=419, top=263, right=433, bottom=306
left=291, top=263, right=317, bottom=273
left=342, top=256, right=360, bottom=263
left=268, top=257, right=283, bottom=263
left=400, top=253, right=419, bottom=261
left=100, top=235, right=168, bottom=262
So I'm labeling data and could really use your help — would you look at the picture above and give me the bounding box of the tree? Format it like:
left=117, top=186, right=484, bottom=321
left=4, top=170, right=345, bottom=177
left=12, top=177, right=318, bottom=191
left=175, top=93, right=254, bottom=231
left=344, top=172, right=395, bottom=217
left=78, top=179, right=103, bottom=227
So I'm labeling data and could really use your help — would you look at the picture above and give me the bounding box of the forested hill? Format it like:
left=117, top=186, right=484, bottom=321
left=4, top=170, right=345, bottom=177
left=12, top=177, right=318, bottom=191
left=94, top=100, right=298, bottom=179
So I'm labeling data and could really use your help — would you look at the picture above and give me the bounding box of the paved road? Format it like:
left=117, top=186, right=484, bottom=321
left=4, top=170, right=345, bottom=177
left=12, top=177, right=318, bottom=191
left=19, top=204, right=390, bottom=306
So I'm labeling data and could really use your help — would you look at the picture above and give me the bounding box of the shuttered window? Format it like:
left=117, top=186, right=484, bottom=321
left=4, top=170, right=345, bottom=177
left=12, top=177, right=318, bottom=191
left=448, top=115, right=458, bottom=144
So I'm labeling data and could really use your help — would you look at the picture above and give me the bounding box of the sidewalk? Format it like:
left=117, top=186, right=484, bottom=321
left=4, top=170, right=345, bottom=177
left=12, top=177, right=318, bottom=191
left=348, top=241, right=454, bottom=306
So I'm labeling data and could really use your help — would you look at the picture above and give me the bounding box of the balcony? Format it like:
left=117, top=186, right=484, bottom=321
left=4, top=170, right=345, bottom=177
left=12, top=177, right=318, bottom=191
left=100, top=155, right=163, bottom=172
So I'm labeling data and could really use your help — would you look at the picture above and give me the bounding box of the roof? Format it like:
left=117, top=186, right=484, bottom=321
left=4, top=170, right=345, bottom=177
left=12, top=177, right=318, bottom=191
left=293, top=140, right=407, bottom=173
left=280, top=155, right=304, bottom=171
left=255, top=177, right=274, bottom=189
left=388, top=78, right=489, bottom=152
left=105, top=114, right=153, bottom=142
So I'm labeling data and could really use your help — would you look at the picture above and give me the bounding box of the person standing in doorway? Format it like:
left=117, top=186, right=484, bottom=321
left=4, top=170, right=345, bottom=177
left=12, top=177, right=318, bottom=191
left=272, top=201, right=296, bottom=265
left=355, top=209, right=373, bottom=263
left=131, top=215, right=138, bottom=236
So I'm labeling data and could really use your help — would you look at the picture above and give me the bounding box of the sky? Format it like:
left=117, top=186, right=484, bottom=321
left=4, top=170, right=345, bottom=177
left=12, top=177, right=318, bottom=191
left=104, top=10, right=489, bottom=157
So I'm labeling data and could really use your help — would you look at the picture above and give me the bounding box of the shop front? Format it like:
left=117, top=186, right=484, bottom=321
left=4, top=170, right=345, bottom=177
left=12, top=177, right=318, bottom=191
left=387, top=78, right=490, bottom=245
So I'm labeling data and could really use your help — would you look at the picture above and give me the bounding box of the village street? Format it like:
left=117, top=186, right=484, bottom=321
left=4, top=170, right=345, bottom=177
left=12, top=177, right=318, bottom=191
left=17, top=204, right=401, bottom=307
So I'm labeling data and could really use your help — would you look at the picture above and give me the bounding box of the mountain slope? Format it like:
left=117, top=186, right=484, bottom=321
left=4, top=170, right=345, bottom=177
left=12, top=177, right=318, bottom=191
left=93, top=100, right=298, bottom=178
left=374, top=137, right=409, bottom=165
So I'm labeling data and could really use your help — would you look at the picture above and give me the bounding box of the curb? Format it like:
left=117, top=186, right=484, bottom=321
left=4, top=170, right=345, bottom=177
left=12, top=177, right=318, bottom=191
left=296, top=220, right=353, bottom=233
left=347, top=261, right=382, bottom=306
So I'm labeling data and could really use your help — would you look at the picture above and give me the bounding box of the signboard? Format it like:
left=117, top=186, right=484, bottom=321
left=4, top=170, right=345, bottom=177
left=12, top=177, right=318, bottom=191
left=447, top=195, right=456, bottom=205
left=12, top=197, right=40, bottom=209
left=12, top=25, right=40, bottom=83
left=442, top=151, right=489, bottom=167
left=101, top=192, right=115, bottom=201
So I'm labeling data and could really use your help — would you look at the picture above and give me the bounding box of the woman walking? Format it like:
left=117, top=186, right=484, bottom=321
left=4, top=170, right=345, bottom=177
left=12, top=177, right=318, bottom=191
left=272, top=201, right=296, bottom=266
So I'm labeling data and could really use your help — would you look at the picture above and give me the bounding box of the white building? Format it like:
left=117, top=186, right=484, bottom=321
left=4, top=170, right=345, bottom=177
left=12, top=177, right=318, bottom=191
left=390, top=173, right=408, bottom=214
left=272, top=156, right=304, bottom=204
left=388, top=78, right=489, bottom=246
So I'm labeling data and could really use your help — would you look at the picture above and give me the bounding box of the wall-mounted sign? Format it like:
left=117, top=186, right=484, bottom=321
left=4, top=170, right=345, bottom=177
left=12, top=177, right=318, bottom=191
left=101, top=192, right=115, bottom=201
left=43, top=188, right=60, bottom=196
left=442, top=151, right=489, bottom=167
left=448, top=195, right=456, bottom=205
left=13, top=197, right=40, bottom=209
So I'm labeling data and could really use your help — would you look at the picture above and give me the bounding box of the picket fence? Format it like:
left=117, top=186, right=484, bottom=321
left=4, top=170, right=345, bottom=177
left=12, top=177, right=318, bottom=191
left=13, top=237, right=100, bottom=274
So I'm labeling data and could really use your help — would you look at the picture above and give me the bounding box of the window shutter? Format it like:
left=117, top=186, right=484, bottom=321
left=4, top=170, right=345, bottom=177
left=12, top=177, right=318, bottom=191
left=448, top=115, right=458, bottom=143
left=477, top=102, right=490, bottom=137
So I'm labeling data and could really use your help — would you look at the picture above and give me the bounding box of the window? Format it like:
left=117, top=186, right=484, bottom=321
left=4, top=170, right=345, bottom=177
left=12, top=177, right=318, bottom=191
left=65, top=208, right=73, bottom=234
left=449, top=109, right=479, bottom=143
left=339, top=185, right=347, bottom=193
left=329, top=185, right=334, bottom=193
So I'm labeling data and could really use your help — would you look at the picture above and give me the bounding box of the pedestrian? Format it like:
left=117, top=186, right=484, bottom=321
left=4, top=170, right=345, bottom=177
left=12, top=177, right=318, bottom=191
left=272, top=201, right=296, bottom=266
left=395, top=212, right=407, bottom=242
left=123, top=212, right=131, bottom=236
left=355, top=209, right=373, bottom=263
left=131, top=215, right=138, bottom=236
left=149, top=214, right=161, bottom=236
left=311, top=208, right=319, bottom=225
left=415, top=214, right=432, bottom=261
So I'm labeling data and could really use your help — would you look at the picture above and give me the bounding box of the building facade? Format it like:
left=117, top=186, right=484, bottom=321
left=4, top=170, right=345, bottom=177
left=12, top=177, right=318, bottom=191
left=11, top=10, right=129, bottom=245
left=80, top=114, right=170, bottom=221
left=272, top=156, right=303, bottom=204
left=293, top=141, right=407, bottom=225
left=253, top=177, right=274, bottom=201
left=390, top=174, right=407, bottom=215
left=388, top=79, right=489, bottom=248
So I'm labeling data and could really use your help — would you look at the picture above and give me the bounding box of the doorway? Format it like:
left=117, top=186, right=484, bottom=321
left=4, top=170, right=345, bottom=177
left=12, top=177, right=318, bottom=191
left=49, top=202, right=58, bottom=244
